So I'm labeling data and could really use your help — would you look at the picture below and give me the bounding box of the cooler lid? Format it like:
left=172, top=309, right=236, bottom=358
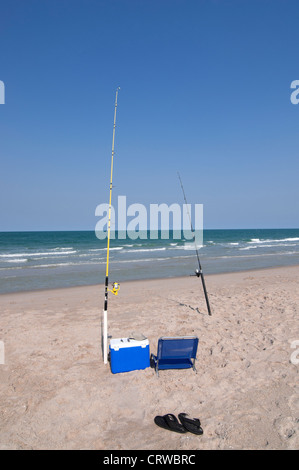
left=110, top=337, right=149, bottom=351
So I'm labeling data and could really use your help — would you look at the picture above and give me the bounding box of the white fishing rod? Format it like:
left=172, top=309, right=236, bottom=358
left=103, top=87, right=121, bottom=364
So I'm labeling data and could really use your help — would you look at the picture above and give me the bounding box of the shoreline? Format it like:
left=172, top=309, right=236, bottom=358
left=1, top=263, right=299, bottom=298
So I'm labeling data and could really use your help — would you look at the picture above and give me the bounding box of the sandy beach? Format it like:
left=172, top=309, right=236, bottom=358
left=0, top=265, right=298, bottom=450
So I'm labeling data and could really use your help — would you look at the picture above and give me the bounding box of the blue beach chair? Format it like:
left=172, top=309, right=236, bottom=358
left=150, top=336, right=199, bottom=377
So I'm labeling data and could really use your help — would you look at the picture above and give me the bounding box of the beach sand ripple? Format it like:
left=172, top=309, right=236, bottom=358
left=0, top=266, right=298, bottom=450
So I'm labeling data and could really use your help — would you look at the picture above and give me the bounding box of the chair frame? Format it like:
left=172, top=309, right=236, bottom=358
left=151, top=335, right=198, bottom=377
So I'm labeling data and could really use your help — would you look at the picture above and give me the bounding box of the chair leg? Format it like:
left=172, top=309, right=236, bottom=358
left=155, top=361, right=159, bottom=377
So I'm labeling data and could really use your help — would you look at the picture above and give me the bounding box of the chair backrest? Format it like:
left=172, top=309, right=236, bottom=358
left=157, top=336, right=198, bottom=360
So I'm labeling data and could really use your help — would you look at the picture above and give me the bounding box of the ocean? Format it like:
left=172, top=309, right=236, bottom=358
left=0, top=229, right=299, bottom=294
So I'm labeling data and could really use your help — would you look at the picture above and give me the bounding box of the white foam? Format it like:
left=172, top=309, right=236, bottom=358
left=0, top=253, right=30, bottom=258
left=240, top=243, right=297, bottom=251
left=30, top=260, right=100, bottom=268
left=211, top=250, right=299, bottom=260
left=248, top=237, right=299, bottom=244
left=123, top=247, right=166, bottom=253
left=183, top=243, right=203, bottom=250
left=89, top=247, right=123, bottom=252
left=4, top=258, right=28, bottom=263
left=52, top=247, right=74, bottom=251
left=0, top=250, right=76, bottom=258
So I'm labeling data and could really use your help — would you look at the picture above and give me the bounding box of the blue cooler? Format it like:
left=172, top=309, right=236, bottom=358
left=109, top=337, right=150, bottom=374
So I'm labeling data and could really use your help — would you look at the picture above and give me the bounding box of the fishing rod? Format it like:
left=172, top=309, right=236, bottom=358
left=177, top=172, right=212, bottom=316
left=103, top=87, right=121, bottom=364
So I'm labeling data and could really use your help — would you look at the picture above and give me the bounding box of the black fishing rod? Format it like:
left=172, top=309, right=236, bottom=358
left=177, top=172, right=212, bottom=316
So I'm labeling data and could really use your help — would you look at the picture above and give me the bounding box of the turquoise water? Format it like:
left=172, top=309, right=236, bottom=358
left=0, top=229, right=299, bottom=293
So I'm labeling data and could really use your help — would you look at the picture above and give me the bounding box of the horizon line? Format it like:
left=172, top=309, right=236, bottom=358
left=1, top=227, right=299, bottom=233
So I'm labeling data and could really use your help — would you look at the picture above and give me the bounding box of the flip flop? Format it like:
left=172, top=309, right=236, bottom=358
left=154, top=414, right=187, bottom=434
left=178, top=413, right=204, bottom=435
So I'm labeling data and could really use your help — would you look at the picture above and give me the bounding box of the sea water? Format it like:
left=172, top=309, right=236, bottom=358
left=0, top=229, right=299, bottom=293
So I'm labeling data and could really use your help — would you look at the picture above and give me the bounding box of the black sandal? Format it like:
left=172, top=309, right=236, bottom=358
left=154, top=414, right=187, bottom=434
left=178, top=413, right=203, bottom=435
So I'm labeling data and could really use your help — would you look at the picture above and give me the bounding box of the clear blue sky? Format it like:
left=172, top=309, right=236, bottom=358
left=0, top=0, right=298, bottom=230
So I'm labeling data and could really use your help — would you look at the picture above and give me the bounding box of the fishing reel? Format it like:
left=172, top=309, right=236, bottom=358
left=108, top=281, right=120, bottom=296
left=191, top=268, right=202, bottom=278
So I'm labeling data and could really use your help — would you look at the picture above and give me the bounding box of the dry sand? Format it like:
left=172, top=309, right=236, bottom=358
left=0, top=265, right=298, bottom=450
